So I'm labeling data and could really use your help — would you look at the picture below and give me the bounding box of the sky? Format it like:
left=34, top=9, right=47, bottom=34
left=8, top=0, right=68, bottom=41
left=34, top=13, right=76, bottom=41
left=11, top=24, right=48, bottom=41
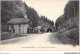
left=22, top=0, right=69, bottom=23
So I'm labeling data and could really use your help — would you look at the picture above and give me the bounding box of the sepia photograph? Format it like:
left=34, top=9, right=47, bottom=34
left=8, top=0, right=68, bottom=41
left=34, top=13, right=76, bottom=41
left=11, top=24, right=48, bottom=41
left=0, top=0, right=79, bottom=51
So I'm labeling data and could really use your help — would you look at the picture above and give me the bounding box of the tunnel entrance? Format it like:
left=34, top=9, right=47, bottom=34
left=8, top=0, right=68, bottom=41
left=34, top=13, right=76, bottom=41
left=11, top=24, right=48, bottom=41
left=47, top=28, right=52, bottom=32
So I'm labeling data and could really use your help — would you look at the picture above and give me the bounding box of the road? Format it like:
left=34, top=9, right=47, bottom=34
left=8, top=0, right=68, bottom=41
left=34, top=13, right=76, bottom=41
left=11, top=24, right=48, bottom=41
left=0, top=33, right=79, bottom=51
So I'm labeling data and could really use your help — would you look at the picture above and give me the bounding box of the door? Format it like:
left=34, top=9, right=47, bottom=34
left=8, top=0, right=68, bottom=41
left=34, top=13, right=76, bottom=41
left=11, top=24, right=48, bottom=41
left=19, top=29, right=21, bottom=33
left=13, top=29, right=15, bottom=33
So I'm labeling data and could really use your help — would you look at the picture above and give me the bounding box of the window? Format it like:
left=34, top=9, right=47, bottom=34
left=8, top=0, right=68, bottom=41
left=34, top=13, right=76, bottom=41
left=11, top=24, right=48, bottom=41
left=11, top=25, right=14, bottom=28
left=19, top=24, right=21, bottom=27
left=9, top=30, right=11, bottom=32
left=19, top=29, right=21, bottom=33
left=13, top=29, right=15, bottom=33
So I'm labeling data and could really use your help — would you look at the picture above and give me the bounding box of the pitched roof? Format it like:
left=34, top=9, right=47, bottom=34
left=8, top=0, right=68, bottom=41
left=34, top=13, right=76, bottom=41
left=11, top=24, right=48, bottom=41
left=7, top=18, right=29, bottom=24
left=34, top=26, right=42, bottom=30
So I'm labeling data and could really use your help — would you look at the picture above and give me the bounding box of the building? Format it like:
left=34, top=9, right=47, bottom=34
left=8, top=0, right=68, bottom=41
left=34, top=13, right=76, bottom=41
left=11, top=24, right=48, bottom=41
left=7, top=18, right=30, bottom=34
left=34, top=26, right=42, bottom=33
left=37, top=18, right=54, bottom=32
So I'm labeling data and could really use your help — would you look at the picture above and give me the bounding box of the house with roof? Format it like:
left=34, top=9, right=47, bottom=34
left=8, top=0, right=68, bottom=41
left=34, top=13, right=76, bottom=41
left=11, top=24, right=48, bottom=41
left=37, top=18, right=54, bottom=32
left=34, top=26, right=42, bottom=33
left=7, top=18, right=30, bottom=34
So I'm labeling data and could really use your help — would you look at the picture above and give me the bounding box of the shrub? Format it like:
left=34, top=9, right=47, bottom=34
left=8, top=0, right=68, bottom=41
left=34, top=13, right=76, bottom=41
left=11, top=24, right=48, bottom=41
left=1, top=32, right=14, bottom=40
left=68, top=28, right=79, bottom=44
left=1, top=32, right=22, bottom=40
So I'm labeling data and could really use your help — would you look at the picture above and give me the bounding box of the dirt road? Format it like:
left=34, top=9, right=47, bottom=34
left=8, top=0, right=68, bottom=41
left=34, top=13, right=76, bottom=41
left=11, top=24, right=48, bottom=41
left=0, top=33, right=79, bottom=51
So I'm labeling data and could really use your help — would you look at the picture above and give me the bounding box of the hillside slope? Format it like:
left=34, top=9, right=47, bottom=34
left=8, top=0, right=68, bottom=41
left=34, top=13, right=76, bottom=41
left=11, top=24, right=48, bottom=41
left=1, top=0, right=54, bottom=31
left=55, top=1, right=79, bottom=45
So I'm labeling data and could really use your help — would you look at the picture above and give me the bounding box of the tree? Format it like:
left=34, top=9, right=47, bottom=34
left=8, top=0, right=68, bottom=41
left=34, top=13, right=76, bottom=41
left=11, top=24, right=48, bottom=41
left=24, top=3, right=40, bottom=27
left=55, top=15, right=64, bottom=29
left=64, top=1, right=79, bottom=20
left=40, top=16, right=54, bottom=26
left=1, top=1, right=26, bottom=31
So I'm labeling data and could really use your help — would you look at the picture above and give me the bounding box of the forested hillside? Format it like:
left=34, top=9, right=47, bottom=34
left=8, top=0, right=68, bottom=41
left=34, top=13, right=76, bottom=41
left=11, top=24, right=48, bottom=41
left=38, top=16, right=54, bottom=30
left=55, top=1, right=79, bottom=30
left=55, top=1, right=79, bottom=45
left=1, top=0, right=54, bottom=31
left=1, top=1, right=26, bottom=31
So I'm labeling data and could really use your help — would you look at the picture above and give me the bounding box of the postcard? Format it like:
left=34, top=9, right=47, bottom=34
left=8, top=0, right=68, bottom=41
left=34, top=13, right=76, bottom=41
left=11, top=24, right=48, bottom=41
left=0, top=0, right=79, bottom=52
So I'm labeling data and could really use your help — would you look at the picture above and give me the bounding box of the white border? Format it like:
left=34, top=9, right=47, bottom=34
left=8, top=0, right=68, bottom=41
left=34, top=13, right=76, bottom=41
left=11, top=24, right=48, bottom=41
left=0, top=0, right=80, bottom=54
left=0, top=51, right=80, bottom=54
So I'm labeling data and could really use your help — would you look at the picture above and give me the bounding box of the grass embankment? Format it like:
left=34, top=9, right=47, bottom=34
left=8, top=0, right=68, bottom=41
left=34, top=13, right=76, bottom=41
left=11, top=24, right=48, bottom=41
left=1, top=32, right=26, bottom=40
left=56, top=28, right=79, bottom=46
